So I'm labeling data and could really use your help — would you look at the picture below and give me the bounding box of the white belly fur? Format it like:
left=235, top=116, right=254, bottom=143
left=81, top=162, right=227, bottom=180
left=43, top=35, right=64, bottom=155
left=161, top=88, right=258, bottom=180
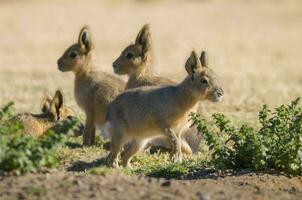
left=98, top=122, right=111, bottom=140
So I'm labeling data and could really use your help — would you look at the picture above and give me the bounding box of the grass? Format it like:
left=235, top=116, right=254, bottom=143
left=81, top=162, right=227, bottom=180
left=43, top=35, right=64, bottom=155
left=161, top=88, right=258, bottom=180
left=126, top=155, right=206, bottom=178
left=56, top=134, right=207, bottom=178
left=1, top=98, right=301, bottom=178
left=60, top=98, right=302, bottom=178
left=0, top=0, right=301, bottom=178
left=86, top=151, right=206, bottom=178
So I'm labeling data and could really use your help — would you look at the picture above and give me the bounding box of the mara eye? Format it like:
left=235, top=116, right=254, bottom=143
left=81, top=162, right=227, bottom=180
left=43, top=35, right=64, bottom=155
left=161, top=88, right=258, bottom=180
left=126, top=52, right=133, bottom=59
left=67, top=115, right=74, bottom=120
left=69, top=52, right=77, bottom=58
left=200, top=78, right=208, bottom=84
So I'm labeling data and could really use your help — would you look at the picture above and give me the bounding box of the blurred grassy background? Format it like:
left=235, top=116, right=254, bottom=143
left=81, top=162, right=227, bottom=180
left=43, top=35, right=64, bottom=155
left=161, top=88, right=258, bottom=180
left=0, top=0, right=301, bottom=123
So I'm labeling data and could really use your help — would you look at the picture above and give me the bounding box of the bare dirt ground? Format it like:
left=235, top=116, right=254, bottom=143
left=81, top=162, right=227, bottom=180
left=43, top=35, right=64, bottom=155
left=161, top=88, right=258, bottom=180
left=0, top=0, right=302, bottom=199
left=0, top=170, right=301, bottom=200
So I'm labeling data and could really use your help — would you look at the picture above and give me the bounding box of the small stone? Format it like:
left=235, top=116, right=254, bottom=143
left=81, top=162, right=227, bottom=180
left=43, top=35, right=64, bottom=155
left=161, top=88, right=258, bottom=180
left=238, top=181, right=245, bottom=186
left=161, top=180, right=171, bottom=187
left=260, top=178, right=266, bottom=182
left=290, top=187, right=297, bottom=192
left=196, top=192, right=210, bottom=200
left=74, top=179, right=82, bottom=186
left=115, top=186, right=124, bottom=192
left=254, top=186, right=261, bottom=193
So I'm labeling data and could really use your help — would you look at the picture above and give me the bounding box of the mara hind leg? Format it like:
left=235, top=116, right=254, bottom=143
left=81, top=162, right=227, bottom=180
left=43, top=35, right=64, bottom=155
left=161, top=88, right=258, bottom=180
left=106, top=127, right=129, bottom=168
left=178, top=126, right=193, bottom=155
left=148, top=137, right=192, bottom=155
left=182, top=128, right=202, bottom=153
left=180, top=139, right=192, bottom=155
left=157, top=122, right=182, bottom=162
left=120, top=139, right=147, bottom=168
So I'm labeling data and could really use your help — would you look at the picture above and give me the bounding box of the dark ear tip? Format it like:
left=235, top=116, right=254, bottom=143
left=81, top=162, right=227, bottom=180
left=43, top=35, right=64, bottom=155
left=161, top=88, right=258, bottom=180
left=54, top=89, right=64, bottom=100
left=200, top=50, right=208, bottom=67
left=191, top=50, right=198, bottom=58
left=80, top=25, right=90, bottom=33
left=54, top=90, right=64, bottom=108
left=79, top=26, right=91, bottom=43
left=200, top=51, right=207, bottom=60
left=140, top=24, right=151, bottom=38
left=55, top=89, right=62, bottom=95
left=143, top=23, right=150, bottom=30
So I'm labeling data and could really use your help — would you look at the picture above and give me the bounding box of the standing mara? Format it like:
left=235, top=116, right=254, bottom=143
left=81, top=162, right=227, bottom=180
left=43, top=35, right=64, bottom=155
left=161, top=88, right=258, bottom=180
left=113, top=24, right=195, bottom=155
left=113, top=24, right=174, bottom=89
left=106, top=50, right=224, bottom=168
left=57, top=26, right=125, bottom=146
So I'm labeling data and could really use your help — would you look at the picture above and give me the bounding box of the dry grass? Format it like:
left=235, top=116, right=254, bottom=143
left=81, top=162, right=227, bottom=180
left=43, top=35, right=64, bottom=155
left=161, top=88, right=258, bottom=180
left=0, top=0, right=301, bottom=124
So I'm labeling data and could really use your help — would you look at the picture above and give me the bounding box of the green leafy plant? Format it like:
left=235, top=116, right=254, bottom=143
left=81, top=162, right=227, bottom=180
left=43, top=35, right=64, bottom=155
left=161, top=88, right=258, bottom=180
left=190, top=98, right=302, bottom=176
left=0, top=102, right=80, bottom=175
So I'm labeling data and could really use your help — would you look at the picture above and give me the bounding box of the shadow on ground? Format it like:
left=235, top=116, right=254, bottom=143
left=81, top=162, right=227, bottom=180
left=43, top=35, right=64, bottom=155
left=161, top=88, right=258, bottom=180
left=67, top=158, right=107, bottom=172
left=64, top=142, right=83, bottom=149
left=67, top=155, right=283, bottom=182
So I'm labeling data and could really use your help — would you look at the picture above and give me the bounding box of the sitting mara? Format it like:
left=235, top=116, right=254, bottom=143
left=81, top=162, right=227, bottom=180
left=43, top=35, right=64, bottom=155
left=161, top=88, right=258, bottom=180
left=57, top=26, right=126, bottom=146
left=106, top=50, right=224, bottom=168
left=13, top=90, right=80, bottom=136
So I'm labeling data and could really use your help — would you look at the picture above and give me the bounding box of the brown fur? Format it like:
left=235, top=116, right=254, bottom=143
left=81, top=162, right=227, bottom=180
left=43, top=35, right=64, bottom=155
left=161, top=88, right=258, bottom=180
left=14, top=90, right=77, bottom=136
left=57, top=26, right=126, bottom=146
left=106, top=50, right=224, bottom=168
left=113, top=24, right=194, bottom=155
left=113, top=24, right=174, bottom=89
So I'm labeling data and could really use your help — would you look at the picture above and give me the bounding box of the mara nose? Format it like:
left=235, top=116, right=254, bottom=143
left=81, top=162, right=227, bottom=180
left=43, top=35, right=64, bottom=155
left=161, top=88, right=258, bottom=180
left=57, top=59, right=64, bottom=71
left=57, top=59, right=62, bottom=67
left=217, top=89, right=224, bottom=97
left=112, top=63, right=117, bottom=69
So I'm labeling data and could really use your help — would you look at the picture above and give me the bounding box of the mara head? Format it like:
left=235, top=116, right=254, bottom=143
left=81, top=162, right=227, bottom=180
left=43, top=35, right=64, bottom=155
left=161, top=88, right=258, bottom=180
left=57, top=26, right=93, bottom=73
left=40, top=90, right=76, bottom=122
left=185, top=50, right=224, bottom=102
left=113, top=24, right=152, bottom=76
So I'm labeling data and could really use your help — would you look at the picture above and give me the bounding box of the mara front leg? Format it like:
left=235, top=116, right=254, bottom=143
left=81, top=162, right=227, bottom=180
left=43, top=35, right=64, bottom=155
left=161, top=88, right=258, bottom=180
left=180, top=139, right=193, bottom=155
left=83, top=113, right=96, bottom=146
left=158, top=122, right=182, bottom=162
left=178, top=124, right=193, bottom=155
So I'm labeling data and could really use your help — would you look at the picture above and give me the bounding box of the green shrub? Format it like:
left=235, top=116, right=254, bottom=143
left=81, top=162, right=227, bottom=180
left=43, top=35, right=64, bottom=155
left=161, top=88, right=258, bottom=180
left=0, top=102, right=80, bottom=175
left=190, top=98, right=302, bottom=176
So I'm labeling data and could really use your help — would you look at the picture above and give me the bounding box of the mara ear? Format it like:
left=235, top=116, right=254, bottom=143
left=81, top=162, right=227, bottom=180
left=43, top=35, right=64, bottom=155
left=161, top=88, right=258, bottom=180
left=40, top=92, right=52, bottom=113
left=200, top=51, right=208, bottom=67
left=135, top=24, right=152, bottom=59
left=185, top=50, right=201, bottom=75
left=49, top=90, right=64, bottom=120
left=78, top=26, right=93, bottom=53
